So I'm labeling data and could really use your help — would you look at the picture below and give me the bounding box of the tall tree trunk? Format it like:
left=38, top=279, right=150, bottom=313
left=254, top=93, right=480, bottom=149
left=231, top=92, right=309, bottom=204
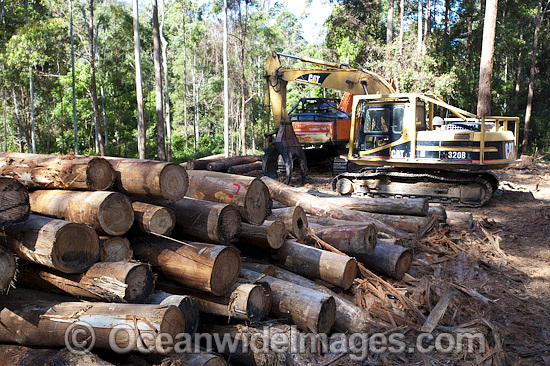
left=133, top=0, right=146, bottom=159
left=417, top=0, right=423, bottom=56
left=514, top=30, right=524, bottom=114
left=69, top=0, right=78, bottom=154
left=223, top=0, right=229, bottom=157
left=476, top=0, right=498, bottom=117
left=160, top=0, right=171, bottom=161
left=192, top=50, right=197, bottom=154
left=521, top=0, right=545, bottom=154
left=423, top=0, right=430, bottom=53
left=387, top=0, right=394, bottom=45
left=88, top=0, right=105, bottom=156
left=25, top=0, right=36, bottom=154
left=444, top=0, right=450, bottom=36
left=12, top=90, right=23, bottom=152
left=182, top=10, right=188, bottom=149
left=96, top=28, right=107, bottom=151
left=46, top=93, right=50, bottom=154
left=152, top=0, right=166, bottom=161
left=398, top=0, right=404, bottom=55
left=2, top=88, right=6, bottom=152
left=238, top=0, right=248, bottom=155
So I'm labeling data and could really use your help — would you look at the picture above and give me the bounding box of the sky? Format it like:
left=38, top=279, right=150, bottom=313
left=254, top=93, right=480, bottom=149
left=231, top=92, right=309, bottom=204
left=280, top=0, right=333, bottom=44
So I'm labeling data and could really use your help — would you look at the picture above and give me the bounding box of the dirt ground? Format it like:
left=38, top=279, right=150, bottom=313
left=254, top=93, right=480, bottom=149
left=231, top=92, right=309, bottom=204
left=298, top=162, right=550, bottom=365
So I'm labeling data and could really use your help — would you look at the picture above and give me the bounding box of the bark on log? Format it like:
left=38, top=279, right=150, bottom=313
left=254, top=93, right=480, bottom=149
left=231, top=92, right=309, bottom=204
left=273, top=239, right=357, bottom=290
left=2, top=214, right=99, bottom=274
left=184, top=153, right=226, bottom=170
left=356, top=241, right=413, bottom=280
left=207, top=155, right=261, bottom=171
left=268, top=206, right=308, bottom=240
left=99, top=236, right=133, bottom=262
left=0, top=152, right=115, bottom=191
left=238, top=220, right=287, bottom=249
left=17, top=261, right=154, bottom=303
left=240, top=268, right=336, bottom=333
left=261, top=177, right=408, bottom=238
left=0, top=177, right=29, bottom=228
left=186, top=171, right=271, bottom=225
left=428, top=205, right=447, bottom=223
left=321, top=196, right=428, bottom=216
left=0, top=297, right=185, bottom=352
left=306, top=224, right=377, bottom=256
left=0, top=345, right=115, bottom=366
left=106, top=157, right=189, bottom=201
left=0, top=246, right=16, bottom=291
left=131, top=200, right=176, bottom=235
left=242, top=262, right=376, bottom=333
left=29, top=190, right=134, bottom=236
left=156, top=353, right=227, bottom=366
left=446, top=210, right=474, bottom=229
left=163, top=197, right=242, bottom=244
left=227, top=161, right=263, bottom=174
left=149, top=290, right=200, bottom=336
left=306, top=215, right=420, bottom=238
left=131, top=236, right=241, bottom=296
left=157, top=281, right=271, bottom=322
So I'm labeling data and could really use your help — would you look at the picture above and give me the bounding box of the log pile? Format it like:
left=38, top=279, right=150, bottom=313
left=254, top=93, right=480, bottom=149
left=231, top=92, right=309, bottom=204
left=0, top=152, right=479, bottom=365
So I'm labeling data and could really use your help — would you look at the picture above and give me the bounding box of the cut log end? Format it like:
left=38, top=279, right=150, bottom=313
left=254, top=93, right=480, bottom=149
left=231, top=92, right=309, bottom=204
left=148, top=207, right=176, bottom=235
left=125, top=263, right=155, bottom=303
left=266, top=221, right=287, bottom=249
left=342, top=259, right=358, bottom=290
left=0, top=246, right=16, bottom=291
left=0, top=177, right=29, bottom=228
left=394, top=250, right=413, bottom=280
left=54, top=223, right=100, bottom=273
left=291, top=206, right=308, bottom=240
left=159, top=305, right=186, bottom=337
left=210, top=246, right=242, bottom=296
left=99, top=193, right=135, bottom=236
left=86, top=157, right=116, bottom=191
left=232, top=283, right=271, bottom=321
left=244, top=179, right=271, bottom=225
left=100, top=237, right=133, bottom=262
left=317, top=296, right=337, bottom=334
left=160, top=164, right=189, bottom=201
left=218, top=206, right=242, bottom=244
left=159, top=294, right=200, bottom=336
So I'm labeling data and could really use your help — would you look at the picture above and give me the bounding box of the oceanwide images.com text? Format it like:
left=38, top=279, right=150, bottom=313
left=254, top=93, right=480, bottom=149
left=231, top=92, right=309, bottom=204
left=65, top=322, right=486, bottom=360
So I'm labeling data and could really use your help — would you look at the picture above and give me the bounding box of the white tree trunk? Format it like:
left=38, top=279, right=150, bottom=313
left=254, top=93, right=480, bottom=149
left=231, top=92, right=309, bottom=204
left=223, top=0, right=229, bottom=157
left=476, top=0, right=499, bottom=117
left=133, top=0, right=146, bottom=159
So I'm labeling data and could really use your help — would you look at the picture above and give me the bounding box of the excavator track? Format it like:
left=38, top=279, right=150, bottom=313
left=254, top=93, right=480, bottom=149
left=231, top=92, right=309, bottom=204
left=332, top=168, right=498, bottom=207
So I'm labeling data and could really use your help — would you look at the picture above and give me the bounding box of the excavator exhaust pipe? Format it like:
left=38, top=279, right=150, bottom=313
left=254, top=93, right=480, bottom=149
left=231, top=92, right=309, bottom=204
left=263, top=123, right=307, bottom=185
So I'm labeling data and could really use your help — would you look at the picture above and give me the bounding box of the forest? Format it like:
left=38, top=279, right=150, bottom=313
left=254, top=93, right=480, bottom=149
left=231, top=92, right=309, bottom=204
left=0, top=0, right=548, bottom=163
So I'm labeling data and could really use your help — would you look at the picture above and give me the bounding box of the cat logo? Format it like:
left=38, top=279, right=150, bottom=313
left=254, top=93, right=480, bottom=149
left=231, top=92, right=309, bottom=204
left=295, top=73, right=330, bottom=86
left=504, top=142, right=514, bottom=160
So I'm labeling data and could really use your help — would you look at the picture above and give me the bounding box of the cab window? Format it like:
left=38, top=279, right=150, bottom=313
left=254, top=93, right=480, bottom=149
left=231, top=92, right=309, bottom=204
left=364, top=108, right=390, bottom=133
left=392, top=106, right=404, bottom=133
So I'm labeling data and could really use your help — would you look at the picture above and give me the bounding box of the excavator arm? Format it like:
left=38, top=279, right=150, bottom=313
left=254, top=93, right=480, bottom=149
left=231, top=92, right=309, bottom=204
left=263, top=51, right=395, bottom=184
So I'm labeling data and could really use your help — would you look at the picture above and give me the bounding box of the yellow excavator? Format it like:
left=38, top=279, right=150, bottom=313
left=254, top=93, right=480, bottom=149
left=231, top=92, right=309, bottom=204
left=263, top=51, right=520, bottom=206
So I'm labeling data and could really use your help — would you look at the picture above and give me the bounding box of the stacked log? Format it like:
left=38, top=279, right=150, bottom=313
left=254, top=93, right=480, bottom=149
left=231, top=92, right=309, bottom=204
left=0, top=246, right=16, bottom=291
left=99, top=236, right=133, bottom=262
left=184, top=153, right=226, bottom=170
left=261, top=177, right=409, bottom=238
left=268, top=206, right=308, bottom=240
left=207, top=155, right=261, bottom=171
left=238, top=220, right=287, bottom=249
left=149, top=290, right=200, bottom=336
left=320, top=196, right=429, bottom=216
left=29, top=190, right=134, bottom=236
left=0, top=152, right=115, bottom=190
left=242, top=262, right=376, bottom=333
left=227, top=161, right=263, bottom=174
left=17, top=262, right=154, bottom=303
left=131, top=200, right=176, bottom=235
left=2, top=214, right=99, bottom=273
left=240, top=269, right=336, bottom=333
left=131, top=236, right=241, bottom=296
left=0, top=177, right=30, bottom=228
left=0, top=345, right=115, bottom=366
left=272, top=239, right=358, bottom=290
left=356, top=240, right=413, bottom=280
left=0, top=295, right=185, bottom=352
left=163, top=197, right=242, bottom=244
left=158, top=281, right=271, bottom=322
left=106, top=157, right=189, bottom=200
left=186, top=171, right=271, bottom=225
left=306, top=224, right=377, bottom=256
left=446, top=210, right=474, bottom=229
